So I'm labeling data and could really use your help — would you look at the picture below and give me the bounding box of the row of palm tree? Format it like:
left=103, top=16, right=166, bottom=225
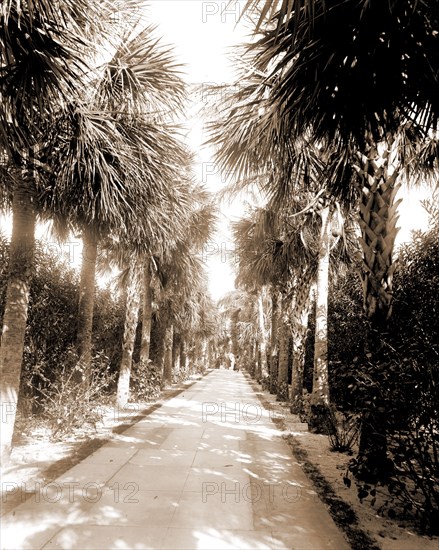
left=210, top=0, right=439, bottom=480
left=0, top=1, right=217, bottom=459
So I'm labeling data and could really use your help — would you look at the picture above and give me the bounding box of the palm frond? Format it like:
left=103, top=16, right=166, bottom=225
left=94, top=24, right=185, bottom=117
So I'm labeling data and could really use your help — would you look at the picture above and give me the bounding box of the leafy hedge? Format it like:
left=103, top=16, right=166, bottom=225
left=327, top=222, right=439, bottom=533
left=0, top=236, right=125, bottom=417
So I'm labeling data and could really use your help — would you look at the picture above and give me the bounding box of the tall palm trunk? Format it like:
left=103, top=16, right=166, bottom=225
left=269, top=288, right=280, bottom=394
left=0, top=175, right=36, bottom=460
left=76, top=224, right=98, bottom=381
left=162, top=323, right=174, bottom=385
left=139, top=256, right=152, bottom=364
left=250, top=338, right=258, bottom=377
left=230, top=308, right=240, bottom=371
left=309, top=205, right=331, bottom=430
left=116, top=266, right=141, bottom=408
left=290, top=269, right=314, bottom=414
left=200, top=337, right=208, bottom=371
left=257, top=289, right=268, bottom=383
left=173, top=332, right=181, bottom=380
left=357, top=138, right=401, bottom=327
left=179, top=337, right=188, bottom=377
left=355, top=136, right=401, bottom=480
left=277, top=292, right=290, bottom=401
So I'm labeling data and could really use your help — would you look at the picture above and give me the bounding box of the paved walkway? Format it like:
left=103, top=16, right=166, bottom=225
left=1, top=370, right=350, bottom=549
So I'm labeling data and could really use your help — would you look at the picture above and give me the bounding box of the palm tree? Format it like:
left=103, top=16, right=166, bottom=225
left=43, top=23, right=188, bottom=382
left=116, top=262, right=142, bottom=407
left=233, top=208, right=289, bottom=400
left=233, top=207, right=281, bottom=383
left=99, top=160, right=200, bottom=404
left=218, top=290, right=249, bottom=367
left=0, top=0, right=110, bottom=460
left=155, top=187, right=217, bottom=384
left=137, top=164, right=205, bottom=371
left=207, top=70, right=326, bottom=405
left=308, top=198, right=352, bottom=428
left=218, top=0, right=439, bottom=478
left=139, top=256, right=153, bottom=365
left=233, top=205, right=291, bottom=391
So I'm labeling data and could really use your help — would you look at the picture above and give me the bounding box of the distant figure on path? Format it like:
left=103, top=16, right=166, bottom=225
left=228, top=352, right=235, bottom=370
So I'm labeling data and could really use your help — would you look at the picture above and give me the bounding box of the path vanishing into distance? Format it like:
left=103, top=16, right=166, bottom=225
left=1, top=370, right=350, bottom=550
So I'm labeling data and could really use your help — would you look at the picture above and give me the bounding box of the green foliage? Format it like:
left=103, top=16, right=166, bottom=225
left=92, top=287, right=125, bottom=378
left=328, top=220, right=439, bottom=533
left=327, top=410, right=359, bottom=454
left=346, top=354, right=438, bottom=534
left=129, top=360, right=162, bottom=401
left=391, top=227, right=439, bottom=367
left=0, top=237, right=124, bottom=414
left=24, top=347, right=115, bottom=439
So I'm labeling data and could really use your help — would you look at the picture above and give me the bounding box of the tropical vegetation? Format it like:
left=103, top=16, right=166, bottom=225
left=0, top=0, right=438, bottom=536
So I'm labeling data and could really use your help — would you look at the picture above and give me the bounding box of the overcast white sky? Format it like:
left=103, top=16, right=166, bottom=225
left=147, top=0, right=250, bottom=300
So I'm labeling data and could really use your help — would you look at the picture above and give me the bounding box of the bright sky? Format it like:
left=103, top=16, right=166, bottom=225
left=147, top=0, right=250, bottom=300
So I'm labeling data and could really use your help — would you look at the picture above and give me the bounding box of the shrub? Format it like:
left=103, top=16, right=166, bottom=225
left=330, top=217, right=439, bottom=533
left=327, top=409, right=359, bottom=454
left=129, top=360, right=162, bottom=401
left=346, top=354, right=438, bottom=534
left=26, top=347, right=116, bottom=439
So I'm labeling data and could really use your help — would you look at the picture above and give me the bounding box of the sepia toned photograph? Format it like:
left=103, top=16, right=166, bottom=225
left=1, top=1, right=438, bottom=548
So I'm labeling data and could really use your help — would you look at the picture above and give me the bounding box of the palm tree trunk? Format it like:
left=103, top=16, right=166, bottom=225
left=309, top=205, right=332, bottom=431
left=250, top=338, right=257, bottom=377
left=162, top=323, right=173, bottom=385
left=230, top=309, right=240, bottom=358
left=0, top=175, right=36, bottom=460
left=180, top=337, right=188, bottom=378
left=269, top=287, right=280, bottom=394
left=277, top=292, right=290, bottom=402
left=257, top=289, right=268, bottom=383
left=200, top=337, right=208, bottom=372
left=116, top=266, right=141, bottom=408
left=139, top=256, right=152, bottom=364
left=76, top=224, right=98, bottom=381
left=173, top=332, right=181, bottom=380
left=290, top=270, right=314, bottom=414
left=355, top=136, right=401, bottom=481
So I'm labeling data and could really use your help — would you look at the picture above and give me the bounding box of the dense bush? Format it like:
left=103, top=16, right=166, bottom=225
left=390, top=227, right=439, bottom=367
left=346, top=352, right=438, bottom=534
left=327, top=269, right=365, bottom=410
left=24, top=347, right=116, bottom=439
left=329, top=221, right=439, bottom=533
left=92, top=287, right=125, bottom=382
left=0, top=237, right=124, bottom=419
left=129, top=359, right=162, bottom=401
left=328, top=221, right=439, bottom=410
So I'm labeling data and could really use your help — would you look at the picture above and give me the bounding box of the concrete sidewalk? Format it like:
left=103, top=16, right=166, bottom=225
left=1, top=370, right=350, bottom=549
